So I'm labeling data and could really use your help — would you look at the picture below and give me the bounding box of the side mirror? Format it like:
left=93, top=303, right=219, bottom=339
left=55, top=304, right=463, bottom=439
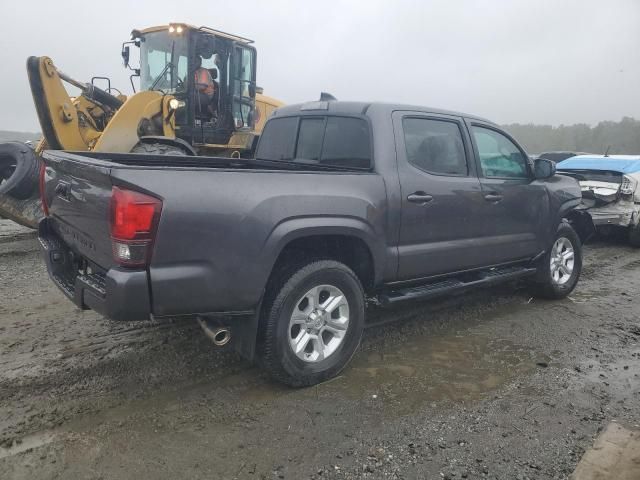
left=534, top=157, right=556, bottom=179
left=122, top=46, right=130, bottom=67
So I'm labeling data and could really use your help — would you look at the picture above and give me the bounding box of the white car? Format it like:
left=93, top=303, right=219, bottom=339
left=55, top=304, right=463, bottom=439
left=557, top=155, right=640, bottom=246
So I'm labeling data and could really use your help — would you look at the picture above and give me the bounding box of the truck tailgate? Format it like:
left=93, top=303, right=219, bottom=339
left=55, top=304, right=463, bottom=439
left=42, top=151, right=116, bottom=269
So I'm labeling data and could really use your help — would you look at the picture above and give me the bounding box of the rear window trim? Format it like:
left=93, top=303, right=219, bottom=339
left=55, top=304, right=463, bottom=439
left=260, top=113, right=375, bottom=171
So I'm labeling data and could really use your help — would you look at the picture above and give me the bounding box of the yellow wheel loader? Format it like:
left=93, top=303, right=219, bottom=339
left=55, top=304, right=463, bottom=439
left=0, top=23, right=284, bottom=227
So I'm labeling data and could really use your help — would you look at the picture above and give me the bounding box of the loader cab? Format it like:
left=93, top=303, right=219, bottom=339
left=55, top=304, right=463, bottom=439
left=127, top=24, right=257, bottom=148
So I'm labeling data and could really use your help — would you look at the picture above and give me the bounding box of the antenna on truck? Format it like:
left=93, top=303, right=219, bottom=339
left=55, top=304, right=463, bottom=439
left=604, top=146, right=611, bottom=157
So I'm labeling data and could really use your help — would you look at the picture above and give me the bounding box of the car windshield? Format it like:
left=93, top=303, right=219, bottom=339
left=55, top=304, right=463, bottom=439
left=139, top=31, right=188, bottom=93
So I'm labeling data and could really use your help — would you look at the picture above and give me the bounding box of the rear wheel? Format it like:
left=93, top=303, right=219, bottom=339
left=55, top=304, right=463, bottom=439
left=130, top=142, right=187, bottom=156
left=531, top=221, right=582, bottom=299
left=259, top=260, right=365, bottom=387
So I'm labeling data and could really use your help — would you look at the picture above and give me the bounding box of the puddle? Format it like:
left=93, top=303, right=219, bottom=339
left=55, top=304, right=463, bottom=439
left=326, top=333, right=543, bottom=415
left=0, top=431, right=57, bottom=459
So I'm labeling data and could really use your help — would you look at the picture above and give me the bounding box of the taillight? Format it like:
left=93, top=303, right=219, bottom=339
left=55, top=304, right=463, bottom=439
left=620, top=175, right=637, bottom=196
left=110, top=186, right=162, bottom=267
left=39, top=162, right=49, bottom=217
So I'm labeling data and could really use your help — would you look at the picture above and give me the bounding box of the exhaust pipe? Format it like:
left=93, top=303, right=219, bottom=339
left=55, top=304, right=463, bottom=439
left=197, top=317, right=231, bottom=347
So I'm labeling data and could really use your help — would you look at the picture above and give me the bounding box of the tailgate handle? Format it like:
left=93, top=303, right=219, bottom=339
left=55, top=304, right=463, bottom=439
left=55, top=182, right=71, bottom=201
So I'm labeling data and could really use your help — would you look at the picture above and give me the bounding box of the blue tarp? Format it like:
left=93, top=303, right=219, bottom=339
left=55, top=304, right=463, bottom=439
left=557, top=155, right=640, bottom=174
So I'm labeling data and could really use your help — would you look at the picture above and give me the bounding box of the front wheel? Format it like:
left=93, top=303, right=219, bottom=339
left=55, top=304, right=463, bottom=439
left=259, top=260, right=365, bottom=387
left=531, top=221, right=582, bottom=299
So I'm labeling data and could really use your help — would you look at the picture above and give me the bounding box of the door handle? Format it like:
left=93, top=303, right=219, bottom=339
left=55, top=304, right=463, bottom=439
left=484, top=193, right=503, bottom=202
left=407, top=192, right=433, bottom=204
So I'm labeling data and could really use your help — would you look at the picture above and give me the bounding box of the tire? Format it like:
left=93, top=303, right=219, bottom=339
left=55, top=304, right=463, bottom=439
left=259, top=260, right=365, bottom=387
left=531, top=221, right=582, bottom=299
left=628, top=224, right=640, bottom=248
left=130, top=142, right=187, bottom=156
left=0, top=142, right=40, bottom=200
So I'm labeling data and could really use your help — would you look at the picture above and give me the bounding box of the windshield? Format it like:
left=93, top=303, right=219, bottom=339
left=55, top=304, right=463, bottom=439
left=139, top=31, right=188, bottom=93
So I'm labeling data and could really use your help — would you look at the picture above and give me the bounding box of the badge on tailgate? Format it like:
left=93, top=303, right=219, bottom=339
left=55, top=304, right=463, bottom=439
left=55, top=181, right=72, bottom=202
left=56, top=222, right=96, bottom=253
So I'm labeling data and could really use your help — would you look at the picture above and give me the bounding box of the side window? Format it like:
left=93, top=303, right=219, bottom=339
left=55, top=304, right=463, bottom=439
left=321, top=117, right=371, bottom=169
left=296, top=118, right=325, bottom=161
left=255, top=117, right=297, bottom=161
left=402, top=118, right=468, bottom=176
left=472, top=126, right=529, bottom=178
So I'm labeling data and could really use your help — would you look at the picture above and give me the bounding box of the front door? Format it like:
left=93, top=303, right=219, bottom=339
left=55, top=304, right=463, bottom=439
left=393, top=112, right=486, bottom=280
left=467, top=122, right=547, bottom=263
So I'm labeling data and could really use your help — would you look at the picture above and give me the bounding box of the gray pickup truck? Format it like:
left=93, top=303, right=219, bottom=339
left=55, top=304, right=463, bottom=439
left=39, top=100, right=592, bottom=386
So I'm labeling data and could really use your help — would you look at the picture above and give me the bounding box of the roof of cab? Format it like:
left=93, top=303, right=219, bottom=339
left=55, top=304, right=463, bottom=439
left=273, top=100, right=494, bottom=124
left=137, top=24, right=254, bottom=44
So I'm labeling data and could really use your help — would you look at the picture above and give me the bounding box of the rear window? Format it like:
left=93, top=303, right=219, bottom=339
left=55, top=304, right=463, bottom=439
left=321, top=117, right=371, bottom=168
left=256, top=116, right=371, bottom=169
left=254, top=116, right=297, bottom=161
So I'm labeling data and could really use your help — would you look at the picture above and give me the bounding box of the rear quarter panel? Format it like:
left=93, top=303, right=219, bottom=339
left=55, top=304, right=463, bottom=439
left=112, top=168, right=389, bottom=316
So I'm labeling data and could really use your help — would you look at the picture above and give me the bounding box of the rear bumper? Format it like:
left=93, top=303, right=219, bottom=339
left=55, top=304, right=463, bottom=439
left=585, top=203, right=640, bottom=227
left=38, top=218, right=151, bottom=321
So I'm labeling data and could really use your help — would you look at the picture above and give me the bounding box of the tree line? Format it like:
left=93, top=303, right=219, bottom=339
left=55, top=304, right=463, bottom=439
left=503, top=117, right=640, bottom=155
left=2, top=117, right=640, bottom=157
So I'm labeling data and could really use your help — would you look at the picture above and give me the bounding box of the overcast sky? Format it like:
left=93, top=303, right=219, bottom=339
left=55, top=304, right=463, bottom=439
left=3, top=0, right=639, bottom=131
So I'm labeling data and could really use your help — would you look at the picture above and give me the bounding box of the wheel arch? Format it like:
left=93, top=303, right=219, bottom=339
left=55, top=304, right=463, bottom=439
left=564, top=209, right=595, bottom=244
left=261, top=217, right=385, bottom=294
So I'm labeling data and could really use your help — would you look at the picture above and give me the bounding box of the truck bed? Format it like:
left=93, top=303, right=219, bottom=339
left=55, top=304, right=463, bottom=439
left=40, top=149, right=387, bottom=320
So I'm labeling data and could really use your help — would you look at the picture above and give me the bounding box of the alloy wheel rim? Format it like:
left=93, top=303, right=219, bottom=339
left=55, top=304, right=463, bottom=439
left=288, top=284, right=350, bottom=363
left=550, top=237, right=574, bottom=286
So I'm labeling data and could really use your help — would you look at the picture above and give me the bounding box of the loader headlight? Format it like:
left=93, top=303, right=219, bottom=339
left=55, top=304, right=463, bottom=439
left=168, top=24, right=185, bottom=35
left=621, top=175, right=637, bottom=195
left=168, top=98, right=185, bottom=111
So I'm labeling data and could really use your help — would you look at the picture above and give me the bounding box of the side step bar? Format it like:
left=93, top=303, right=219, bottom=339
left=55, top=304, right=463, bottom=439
left=376, top=266, right=537, bottom=306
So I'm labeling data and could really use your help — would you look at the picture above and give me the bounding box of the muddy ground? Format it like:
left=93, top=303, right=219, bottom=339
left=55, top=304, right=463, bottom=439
left=0, top=219, right=638, bottom=479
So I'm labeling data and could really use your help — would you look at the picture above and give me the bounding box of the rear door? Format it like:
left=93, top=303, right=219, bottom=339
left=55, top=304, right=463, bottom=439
left=393, top=111, right=486, bottom=280
left=467, top=121, right=547, bottom=262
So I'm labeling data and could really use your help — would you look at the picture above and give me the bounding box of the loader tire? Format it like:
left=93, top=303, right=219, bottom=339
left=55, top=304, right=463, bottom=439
left=0, top=142, right=40, bottom=200
left=131, top=142, right=187, bottom=156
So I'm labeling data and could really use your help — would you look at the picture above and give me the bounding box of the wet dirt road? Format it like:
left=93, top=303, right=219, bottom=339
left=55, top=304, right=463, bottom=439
left=0, top=220, right=638, bottom=479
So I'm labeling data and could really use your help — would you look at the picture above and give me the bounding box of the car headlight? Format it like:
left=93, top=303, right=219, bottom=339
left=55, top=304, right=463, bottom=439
left=620, top=175, right=637, bottom=195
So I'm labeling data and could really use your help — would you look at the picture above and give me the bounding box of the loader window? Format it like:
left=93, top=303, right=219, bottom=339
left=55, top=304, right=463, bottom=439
left=232, top=46, right=256, bottom=129
left=140, top=32, right=188, bottom=93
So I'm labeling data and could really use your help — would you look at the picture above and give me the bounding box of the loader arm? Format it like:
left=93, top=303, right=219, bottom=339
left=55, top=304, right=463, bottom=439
left=27, top=56, right=94, bottom=150
left=26, top=56, right=176, bottom=153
